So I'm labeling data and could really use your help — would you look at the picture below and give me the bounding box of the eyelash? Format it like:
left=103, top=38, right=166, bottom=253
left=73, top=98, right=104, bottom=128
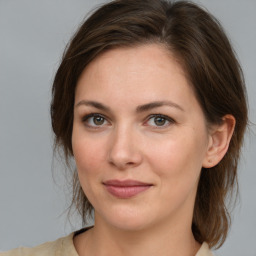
left=82, top=113, right=110, bottom=129
left=145, top=114, right=175, bottom=128
left=82, top=113, right=175, bottom=129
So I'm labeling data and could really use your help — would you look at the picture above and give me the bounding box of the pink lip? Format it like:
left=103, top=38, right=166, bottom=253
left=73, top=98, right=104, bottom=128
left=103, top=179, right=152, bottom=199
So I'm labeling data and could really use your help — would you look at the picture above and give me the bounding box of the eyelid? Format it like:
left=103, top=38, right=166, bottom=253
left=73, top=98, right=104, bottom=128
left=144, top=114, right=176, bottom=128
left=81, top=112, right=175, bottom=129
left=82, top=113, right=105, bottom=121
left=82, top=113, right=110, bottom=128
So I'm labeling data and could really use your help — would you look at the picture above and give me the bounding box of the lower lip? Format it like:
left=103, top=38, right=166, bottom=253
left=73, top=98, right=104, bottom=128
left=104, top=185, right=151, bottom=199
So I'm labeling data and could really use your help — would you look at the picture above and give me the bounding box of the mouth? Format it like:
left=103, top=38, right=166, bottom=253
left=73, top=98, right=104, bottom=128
left=102, top=179, right=153, bottom=199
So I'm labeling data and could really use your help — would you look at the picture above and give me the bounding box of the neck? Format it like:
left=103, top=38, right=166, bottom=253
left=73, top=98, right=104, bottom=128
left=75, top=214, right=200, bottom=256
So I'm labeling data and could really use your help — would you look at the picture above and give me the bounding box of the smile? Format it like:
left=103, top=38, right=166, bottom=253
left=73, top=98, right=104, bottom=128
left=103, top=179, right=153, bottom=199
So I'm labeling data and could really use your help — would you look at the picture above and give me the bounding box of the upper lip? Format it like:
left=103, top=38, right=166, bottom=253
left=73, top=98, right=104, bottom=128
left=103, top=179, right=152, bottom=187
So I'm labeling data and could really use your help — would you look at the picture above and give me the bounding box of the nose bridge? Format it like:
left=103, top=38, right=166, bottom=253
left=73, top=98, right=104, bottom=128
left=108, top=122, right=142, bottom=169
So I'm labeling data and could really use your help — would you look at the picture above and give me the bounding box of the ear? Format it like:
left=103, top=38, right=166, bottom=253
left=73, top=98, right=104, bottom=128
left=203, top=115, right=236, bottom=168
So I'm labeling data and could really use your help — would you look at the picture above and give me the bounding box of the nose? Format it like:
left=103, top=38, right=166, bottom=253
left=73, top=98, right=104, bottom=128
left=107, top=125, right=143, bottom=170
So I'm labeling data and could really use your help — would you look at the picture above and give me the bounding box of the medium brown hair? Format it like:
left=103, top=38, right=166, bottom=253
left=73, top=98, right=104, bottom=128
left=51, top=0, right=248, bottom=248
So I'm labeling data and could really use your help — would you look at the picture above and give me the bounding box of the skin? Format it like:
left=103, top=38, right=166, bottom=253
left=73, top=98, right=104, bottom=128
left=72, top=44, right=235, bottom=256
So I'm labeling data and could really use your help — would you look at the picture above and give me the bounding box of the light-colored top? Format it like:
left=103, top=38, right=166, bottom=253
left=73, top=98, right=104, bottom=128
left=0, top=232, right=214, bottom=256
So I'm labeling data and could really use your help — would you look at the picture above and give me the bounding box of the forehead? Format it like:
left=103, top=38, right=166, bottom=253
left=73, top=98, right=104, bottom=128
left=87, top=44, right=182, bottom=72
left=75, top=44, right=199, bottom=112
left=77, top=44, right=188, bottom=91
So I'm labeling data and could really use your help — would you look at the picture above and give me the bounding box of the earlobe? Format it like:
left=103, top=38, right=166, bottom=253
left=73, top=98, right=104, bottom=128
left=203, top=115, right=236, bottom=168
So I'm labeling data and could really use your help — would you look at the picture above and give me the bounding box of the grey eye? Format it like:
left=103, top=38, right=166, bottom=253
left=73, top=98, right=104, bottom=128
left=154, top=116, right=167, bottom=126
left=93, top=116, right=105, bottom=125
left=146, top=114, right=174, bottom=128
left=83, top=114, right=108, bottom=127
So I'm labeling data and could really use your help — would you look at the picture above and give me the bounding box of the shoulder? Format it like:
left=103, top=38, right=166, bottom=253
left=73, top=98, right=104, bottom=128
left=0, top=233, right=78, bottom=256
left=196, top=242, right=215, bottom=256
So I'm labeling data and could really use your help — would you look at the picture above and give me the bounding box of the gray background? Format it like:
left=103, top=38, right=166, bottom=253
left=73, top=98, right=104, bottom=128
left=0, top=0, right=255, bottom=255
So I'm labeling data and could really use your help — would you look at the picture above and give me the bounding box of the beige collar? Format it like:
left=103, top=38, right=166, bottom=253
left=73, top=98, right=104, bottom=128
left=59, top=232, right=214, bottom=256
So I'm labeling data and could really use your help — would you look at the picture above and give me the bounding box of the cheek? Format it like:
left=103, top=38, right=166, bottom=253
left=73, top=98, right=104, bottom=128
left=72, top=136, right=106, bottom=202
left=72, top=134, right=105, bottom=176
left=146, top=130, right=207, bottom=185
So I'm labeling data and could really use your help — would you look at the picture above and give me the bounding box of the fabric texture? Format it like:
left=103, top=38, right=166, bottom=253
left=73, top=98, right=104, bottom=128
left=1, top=231, right=214, bottom=256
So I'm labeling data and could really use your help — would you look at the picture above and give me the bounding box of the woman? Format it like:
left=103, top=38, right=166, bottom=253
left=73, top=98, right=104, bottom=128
left=1, top=0, right=248, bottom=255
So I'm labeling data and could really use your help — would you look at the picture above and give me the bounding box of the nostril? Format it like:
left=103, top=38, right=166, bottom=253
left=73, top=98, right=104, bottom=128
left=107, top=130, right=143, bottom=169
left=108, top=152, right=142, bottom=170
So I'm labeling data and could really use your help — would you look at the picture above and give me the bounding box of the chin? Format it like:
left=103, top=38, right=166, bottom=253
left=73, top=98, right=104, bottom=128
left=96, top=204, right=156, bottom=231
left=108, top=218, right=152, bottom=232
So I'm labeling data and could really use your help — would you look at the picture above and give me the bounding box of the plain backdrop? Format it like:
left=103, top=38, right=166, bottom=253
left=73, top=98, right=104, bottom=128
left=0, top=0, right=255, bottom=255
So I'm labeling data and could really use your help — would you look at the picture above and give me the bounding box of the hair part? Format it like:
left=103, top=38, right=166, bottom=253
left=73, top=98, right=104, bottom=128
left=51, top=0, right=248, bottom=248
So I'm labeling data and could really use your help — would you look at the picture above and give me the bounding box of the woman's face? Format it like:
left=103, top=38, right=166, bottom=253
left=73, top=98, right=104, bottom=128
left=72, top=44, right=211, bottom=231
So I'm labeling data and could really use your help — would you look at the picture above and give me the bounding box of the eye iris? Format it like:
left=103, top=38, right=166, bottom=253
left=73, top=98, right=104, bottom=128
left=93, top=116, right=104, bottom=125
left=154, top=116, right=166, bottom=126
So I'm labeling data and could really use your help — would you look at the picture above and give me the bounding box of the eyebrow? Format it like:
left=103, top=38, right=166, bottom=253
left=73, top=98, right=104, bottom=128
left=75, top=100, right=111, bottom=112
left=136, top=101, right=184, bottom=112
left=75, top=100, right=184, bottom=112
